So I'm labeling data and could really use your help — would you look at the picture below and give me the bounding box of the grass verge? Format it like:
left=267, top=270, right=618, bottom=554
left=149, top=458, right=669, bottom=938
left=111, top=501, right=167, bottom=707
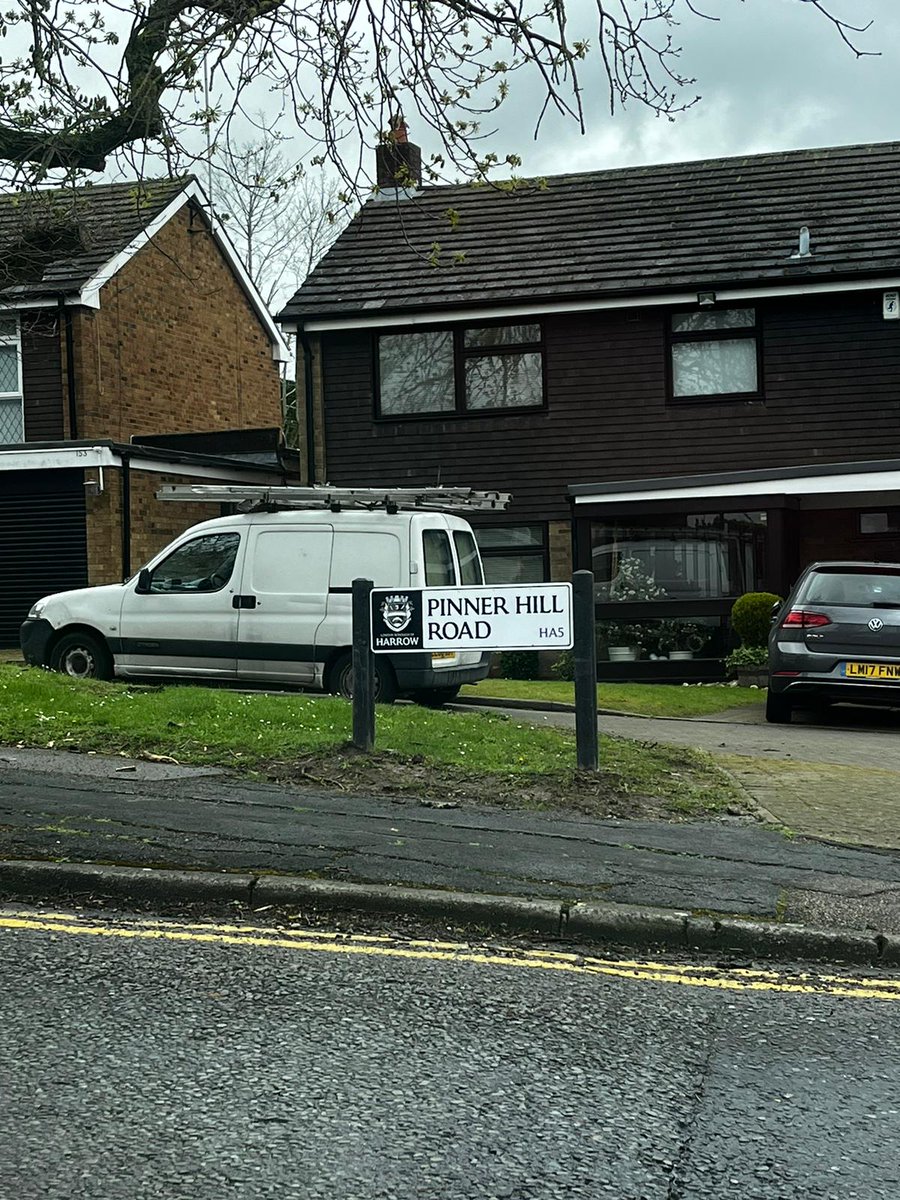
left=0, top=665, right=745, bottom=820
left=462, top=678, right=765, bottom=717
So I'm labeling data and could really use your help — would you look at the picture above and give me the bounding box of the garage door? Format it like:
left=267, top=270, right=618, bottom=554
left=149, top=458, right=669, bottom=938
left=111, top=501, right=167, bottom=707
left=0, top=469, right=88, bottom=648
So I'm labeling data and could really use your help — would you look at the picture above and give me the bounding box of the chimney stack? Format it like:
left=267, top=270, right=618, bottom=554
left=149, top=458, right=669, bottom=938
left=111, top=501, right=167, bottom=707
left=375, top=118, right=421, bottom=192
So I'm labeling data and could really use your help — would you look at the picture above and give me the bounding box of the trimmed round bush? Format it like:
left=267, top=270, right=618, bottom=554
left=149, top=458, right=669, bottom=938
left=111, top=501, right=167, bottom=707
left=730, top=592, right=783, bottom=648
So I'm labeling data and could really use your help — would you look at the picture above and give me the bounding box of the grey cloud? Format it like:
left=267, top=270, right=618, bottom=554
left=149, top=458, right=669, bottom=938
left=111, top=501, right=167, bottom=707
left=413, top=0, right=898, bottom=178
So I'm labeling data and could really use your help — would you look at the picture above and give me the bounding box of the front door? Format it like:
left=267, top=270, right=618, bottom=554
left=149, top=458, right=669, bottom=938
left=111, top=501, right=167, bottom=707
left=117, top=530, right=243, bottom=677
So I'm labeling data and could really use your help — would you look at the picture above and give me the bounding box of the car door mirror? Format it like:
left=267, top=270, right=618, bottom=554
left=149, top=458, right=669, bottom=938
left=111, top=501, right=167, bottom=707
left=770, top=600, right=781, bottom=622
left=135, top=568, right=152, bottom=594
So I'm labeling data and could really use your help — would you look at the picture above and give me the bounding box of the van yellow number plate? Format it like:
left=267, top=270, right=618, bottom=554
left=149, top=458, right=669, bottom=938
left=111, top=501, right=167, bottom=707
left=843, top=662, right=900, bottom=679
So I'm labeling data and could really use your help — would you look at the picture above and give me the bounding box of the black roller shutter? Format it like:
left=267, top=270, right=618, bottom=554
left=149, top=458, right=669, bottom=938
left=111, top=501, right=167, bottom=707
left=0, top=469, right=88, bottom=648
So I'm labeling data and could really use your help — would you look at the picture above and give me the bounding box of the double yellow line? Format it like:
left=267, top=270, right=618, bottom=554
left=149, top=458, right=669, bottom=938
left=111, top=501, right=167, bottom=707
left=3, top=910, right=900, bottom=1001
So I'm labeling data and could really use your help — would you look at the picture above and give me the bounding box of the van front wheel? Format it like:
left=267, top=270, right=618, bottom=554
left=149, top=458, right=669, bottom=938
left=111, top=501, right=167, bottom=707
left=50, top=631, right=112, bottom=681
left=328, top=653, right=397, bottom=705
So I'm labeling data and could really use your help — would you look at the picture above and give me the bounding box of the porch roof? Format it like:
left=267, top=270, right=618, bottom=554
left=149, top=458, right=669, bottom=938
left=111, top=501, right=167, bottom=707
left=569, top=458, right=900, bottom=508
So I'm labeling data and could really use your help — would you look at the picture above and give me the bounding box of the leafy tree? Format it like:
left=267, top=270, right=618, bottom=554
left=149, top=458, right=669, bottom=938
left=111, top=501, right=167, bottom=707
left=0, top=1, right=875, bottom=190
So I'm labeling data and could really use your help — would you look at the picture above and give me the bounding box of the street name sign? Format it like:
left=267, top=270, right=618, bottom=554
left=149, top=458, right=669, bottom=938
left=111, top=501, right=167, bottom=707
left=370, top=584, right=573, bottom=652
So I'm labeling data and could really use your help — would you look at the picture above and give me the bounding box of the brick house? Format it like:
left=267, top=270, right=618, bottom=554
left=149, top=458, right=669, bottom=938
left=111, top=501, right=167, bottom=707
left=0, top=178, right=291, bottom=645
left=278, top=138, right=900, bottom=678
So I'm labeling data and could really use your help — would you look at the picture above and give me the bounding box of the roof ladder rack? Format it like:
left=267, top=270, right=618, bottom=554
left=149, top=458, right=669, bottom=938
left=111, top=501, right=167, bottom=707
left=155, top=484, right=511, bottom=514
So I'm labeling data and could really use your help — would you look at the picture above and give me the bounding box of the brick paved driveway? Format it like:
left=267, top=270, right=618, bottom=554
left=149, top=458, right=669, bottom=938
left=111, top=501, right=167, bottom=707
left=478, top=702, right=900, bottom=850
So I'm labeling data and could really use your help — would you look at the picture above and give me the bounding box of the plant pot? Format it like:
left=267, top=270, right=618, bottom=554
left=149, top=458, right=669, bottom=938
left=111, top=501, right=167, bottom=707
left=736, top=669, right=768, bottom=688
left=669, top=650, right=694, bottom=661
left=608, top=646, right=639, bottom=662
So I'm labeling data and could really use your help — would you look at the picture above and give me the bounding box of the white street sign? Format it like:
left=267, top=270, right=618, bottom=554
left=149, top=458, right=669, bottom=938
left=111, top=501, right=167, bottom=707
left=370, top=584, right=573, bottom=653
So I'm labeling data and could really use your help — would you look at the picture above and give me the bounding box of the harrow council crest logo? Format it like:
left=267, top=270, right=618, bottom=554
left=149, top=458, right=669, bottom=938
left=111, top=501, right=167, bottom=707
left=380, top=593, right=413, bottom=633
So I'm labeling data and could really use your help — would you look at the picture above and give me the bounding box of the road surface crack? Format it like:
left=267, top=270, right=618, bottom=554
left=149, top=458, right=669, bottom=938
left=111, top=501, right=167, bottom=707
left=665, top=1011, right=718, bottom=1198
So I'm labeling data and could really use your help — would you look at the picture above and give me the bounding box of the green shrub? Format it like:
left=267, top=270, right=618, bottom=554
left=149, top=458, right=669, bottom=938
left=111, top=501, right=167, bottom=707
left=551, top=650, right=574, bottom=681
left=499, top=650, right=541, bottom=680
left=730, top=592, right=782, bottom=647
left=725, top=645, right=768, bottom=673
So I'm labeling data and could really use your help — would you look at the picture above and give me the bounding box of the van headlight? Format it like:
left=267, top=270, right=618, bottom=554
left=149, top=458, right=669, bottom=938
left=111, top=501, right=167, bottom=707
left=27, top=599, right=47, bottom=619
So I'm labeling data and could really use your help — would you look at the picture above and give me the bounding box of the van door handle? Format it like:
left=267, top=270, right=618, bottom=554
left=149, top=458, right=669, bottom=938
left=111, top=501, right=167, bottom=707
left=232, top=595, right=257, bottom=609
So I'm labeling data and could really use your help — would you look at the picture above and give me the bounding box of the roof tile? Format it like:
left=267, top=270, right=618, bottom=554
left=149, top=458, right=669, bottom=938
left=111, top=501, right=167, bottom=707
left=0, top=177, right=189, bottom=301
left=280, top=142, right=900, bottom=321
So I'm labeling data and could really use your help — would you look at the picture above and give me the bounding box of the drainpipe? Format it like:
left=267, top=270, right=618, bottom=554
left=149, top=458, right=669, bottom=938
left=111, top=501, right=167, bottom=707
left=58, top=296, right=78, bottom=439
left=120, top=449, right=132, bottom=579
left=297, top=329, right=317, bottom=485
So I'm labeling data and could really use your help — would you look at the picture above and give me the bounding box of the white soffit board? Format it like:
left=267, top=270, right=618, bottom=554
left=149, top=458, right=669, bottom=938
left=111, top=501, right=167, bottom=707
left=78, top=180, right=290, bottom=362
left=301, top=276, right=900, bottom=333
left=573, top=469, right=900, bottom=506
left=0, top=445, right=120, bottom=471
left=0, top=444, right=281, bottom=484
left=127, top=456, right=283, bottom=484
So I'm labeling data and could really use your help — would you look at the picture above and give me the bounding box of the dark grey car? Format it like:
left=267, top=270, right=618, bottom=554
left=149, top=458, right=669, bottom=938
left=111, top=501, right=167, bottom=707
left=767, top=561, right=900, bottom=723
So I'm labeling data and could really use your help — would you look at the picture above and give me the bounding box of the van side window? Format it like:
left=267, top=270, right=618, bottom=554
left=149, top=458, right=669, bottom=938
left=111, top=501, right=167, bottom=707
left=453, top=531, right=484, bottom=585
left=423, top=530, right=456, bottom=586
left=148, top=533, right=240, bottom=594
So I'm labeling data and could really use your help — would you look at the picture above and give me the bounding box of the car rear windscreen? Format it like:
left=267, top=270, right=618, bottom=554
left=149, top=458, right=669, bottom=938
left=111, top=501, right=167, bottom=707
left=798, top=567, right=900, bottom=608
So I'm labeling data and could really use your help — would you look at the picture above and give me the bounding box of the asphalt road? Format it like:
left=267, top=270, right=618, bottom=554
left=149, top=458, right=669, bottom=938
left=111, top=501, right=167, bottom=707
left=459, top=701, right=900, bottom=770
left=2, top=907, right=900, bottom=1199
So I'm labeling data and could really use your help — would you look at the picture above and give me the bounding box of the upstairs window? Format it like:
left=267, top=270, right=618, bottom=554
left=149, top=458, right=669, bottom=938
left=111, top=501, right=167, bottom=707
left=0, top=317, right=23, bottom=444
left=669, top=308, right=760, bottom=401
left=377, top=323, right=544, bottom=417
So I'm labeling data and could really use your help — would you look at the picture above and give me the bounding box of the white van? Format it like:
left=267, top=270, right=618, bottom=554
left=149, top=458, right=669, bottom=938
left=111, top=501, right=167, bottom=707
left=20, top=506, right=491, bottom=704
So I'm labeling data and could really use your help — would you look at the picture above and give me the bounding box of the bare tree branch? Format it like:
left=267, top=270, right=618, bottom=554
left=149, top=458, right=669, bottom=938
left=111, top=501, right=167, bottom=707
left=209, top=121, right=346, bottom=308
left=0, top=0, right=878, bottom=189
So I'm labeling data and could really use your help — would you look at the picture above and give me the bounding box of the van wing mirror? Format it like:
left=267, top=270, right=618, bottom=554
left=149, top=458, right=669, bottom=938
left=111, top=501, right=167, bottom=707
left=135, top=568, right=152, bottom=594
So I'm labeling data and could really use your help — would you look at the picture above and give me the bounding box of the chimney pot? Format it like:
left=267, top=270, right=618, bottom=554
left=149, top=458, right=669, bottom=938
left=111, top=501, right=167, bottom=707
left=376, top=122, right=421, bottom=192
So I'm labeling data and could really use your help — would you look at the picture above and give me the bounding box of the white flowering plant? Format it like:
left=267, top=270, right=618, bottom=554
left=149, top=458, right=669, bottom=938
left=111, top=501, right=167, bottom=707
left=602, top=556, right=668, bottom=649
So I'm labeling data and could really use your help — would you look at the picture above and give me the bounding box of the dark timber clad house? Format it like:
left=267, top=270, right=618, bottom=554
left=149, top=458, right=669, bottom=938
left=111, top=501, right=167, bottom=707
left=0, top=178, right=291, bottom=647
left=278, top=137, right=900, bottom=678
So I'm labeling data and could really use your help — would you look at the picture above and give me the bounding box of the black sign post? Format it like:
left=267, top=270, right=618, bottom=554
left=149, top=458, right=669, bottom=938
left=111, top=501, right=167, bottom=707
left=351, top=577, right=376, bottom=751
left=572, top=570, right=598, bottom=772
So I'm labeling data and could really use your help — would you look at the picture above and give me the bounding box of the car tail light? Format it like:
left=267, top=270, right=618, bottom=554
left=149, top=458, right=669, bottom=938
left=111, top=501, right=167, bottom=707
left=782, top=609, right=831, bottom=628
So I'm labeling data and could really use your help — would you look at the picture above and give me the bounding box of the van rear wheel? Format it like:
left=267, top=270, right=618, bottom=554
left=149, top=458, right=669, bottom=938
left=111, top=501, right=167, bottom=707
left=328, top=652, right=397, bottom=705
left=50, top=631, right=112, bottom=681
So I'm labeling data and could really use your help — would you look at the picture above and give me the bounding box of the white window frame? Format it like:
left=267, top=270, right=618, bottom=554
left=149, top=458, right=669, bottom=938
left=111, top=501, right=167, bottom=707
left=0, top=316, right=24, bottom=444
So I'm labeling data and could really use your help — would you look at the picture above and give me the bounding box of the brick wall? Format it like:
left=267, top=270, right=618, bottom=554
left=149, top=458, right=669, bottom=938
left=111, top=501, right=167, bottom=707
left=73, top=204, right=282, bottom=441
left=798, top=507, right=900, bottom=571
left=85, top=467, right=228, bottom=586
left=548, top=520, right=572, bottom=582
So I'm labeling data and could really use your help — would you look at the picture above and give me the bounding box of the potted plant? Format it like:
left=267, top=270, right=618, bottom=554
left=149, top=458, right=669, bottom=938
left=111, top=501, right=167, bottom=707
left=603, top=620, right=644, bottom=662
left=604, top=555, right=667, bottom=660
left=657, top=620, right=708, bottom=661
left=725, top=645, right=769, bottom=686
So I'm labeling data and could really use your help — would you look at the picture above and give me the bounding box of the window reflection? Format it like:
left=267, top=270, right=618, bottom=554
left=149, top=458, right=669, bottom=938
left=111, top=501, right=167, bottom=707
left=591, top=513, right=766, bottom=601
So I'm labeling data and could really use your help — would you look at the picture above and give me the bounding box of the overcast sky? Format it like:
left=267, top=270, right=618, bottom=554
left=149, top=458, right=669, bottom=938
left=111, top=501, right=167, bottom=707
left=427, top=0, right=900, bottom=179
